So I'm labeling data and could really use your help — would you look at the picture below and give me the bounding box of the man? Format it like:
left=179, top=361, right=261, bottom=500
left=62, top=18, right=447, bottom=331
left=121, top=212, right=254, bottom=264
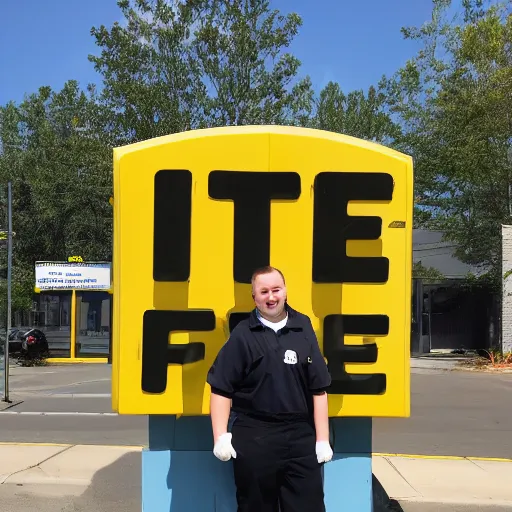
left=207, top=266, right=333, bottom=512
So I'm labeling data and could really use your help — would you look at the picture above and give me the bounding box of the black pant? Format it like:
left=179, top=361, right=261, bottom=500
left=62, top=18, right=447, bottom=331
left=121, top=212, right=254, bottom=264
left=231, top=414, right=325, bottom=512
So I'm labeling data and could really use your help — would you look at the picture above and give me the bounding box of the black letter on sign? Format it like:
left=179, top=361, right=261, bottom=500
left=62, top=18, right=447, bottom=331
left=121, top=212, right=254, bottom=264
left=141, top=309, right=215, bottom=394
left=228, top=312, right=251, bottom=333
left=313, top=172, right=393, bottom=283
left=323, top=314, right=388, bottom=395
left=153, top=170, right=192, bottom=282
left=209, top=171, right=301, bottom=283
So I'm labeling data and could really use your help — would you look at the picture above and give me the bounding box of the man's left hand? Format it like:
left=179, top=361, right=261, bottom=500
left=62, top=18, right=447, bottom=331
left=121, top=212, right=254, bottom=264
left=315, top=441, right=333, bottom=463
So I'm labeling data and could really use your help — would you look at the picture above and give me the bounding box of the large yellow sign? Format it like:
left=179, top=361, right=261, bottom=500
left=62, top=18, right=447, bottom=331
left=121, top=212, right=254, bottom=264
left=111, top=126, right=413, bottom=417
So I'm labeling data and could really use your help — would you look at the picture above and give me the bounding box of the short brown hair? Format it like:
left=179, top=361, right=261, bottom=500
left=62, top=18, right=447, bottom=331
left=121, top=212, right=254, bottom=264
left=250, top=266, right=286, bottom=286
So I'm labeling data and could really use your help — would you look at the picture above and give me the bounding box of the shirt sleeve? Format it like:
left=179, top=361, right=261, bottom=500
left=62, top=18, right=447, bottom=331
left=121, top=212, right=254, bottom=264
left=304, top=316, right=332, bottom=394
left=206, top=328, right=249, bottom=399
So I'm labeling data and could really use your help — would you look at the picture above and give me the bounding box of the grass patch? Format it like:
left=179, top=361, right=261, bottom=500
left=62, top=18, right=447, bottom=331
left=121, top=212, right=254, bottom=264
left=458, top=349, right=512, bottom=371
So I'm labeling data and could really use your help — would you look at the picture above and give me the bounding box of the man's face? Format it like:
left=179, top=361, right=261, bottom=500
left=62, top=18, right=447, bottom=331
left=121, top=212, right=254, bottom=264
left=252, top=270, right=287, bottom=321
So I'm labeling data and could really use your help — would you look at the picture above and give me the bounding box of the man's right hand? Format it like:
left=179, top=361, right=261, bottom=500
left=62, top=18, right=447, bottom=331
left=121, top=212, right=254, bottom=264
left=213, top=432, right=237, bottom=461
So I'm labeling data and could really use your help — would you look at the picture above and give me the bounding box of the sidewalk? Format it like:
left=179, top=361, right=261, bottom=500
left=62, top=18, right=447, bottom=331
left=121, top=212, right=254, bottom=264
left=0, top=443, right=140, bottom=487
left=1, top=443, right=512, bottom=509
left=0, top=442, right=141, bottom=512
left=373, top=452, right=512, bottom=508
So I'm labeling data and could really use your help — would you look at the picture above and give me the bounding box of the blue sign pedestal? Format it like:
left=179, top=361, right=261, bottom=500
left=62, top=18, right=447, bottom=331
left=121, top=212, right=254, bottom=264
left=142, top=415, right=373, bottom=511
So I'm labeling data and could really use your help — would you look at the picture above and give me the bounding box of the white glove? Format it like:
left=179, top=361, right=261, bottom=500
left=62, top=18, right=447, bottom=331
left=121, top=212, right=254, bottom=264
left=213, top=432, right=237, bottom=461
left=316, top=441, right=333, bottom=464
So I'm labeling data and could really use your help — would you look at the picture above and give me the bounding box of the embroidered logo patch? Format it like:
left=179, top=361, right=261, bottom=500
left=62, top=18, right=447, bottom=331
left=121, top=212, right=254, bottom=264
left=284, top=350, right=298, bottom=365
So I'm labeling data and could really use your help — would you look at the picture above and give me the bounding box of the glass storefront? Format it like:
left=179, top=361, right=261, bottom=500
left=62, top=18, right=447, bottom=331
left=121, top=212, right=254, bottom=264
left=10, top=290, right=111, bottom=361
left=75, top=291, right=112, bottom=357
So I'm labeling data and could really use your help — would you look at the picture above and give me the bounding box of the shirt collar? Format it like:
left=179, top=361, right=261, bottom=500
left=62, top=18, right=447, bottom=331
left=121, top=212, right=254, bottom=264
left=248, top=303, right=303, bottom=330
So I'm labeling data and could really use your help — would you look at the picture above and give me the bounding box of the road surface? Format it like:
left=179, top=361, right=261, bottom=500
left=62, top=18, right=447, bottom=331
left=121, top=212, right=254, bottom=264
left=1, top=363, right=512, bottom=458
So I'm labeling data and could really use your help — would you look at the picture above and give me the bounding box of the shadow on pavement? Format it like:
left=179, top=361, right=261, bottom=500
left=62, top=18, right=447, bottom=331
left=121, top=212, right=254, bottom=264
left=70, top=451, right=141, bottom=511
left=373, top=473, right=404, bottom=511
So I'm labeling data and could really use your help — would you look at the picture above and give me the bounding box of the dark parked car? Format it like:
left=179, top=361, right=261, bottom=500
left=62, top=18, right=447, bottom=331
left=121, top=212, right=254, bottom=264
left=21, top=329, right=49, bottom=359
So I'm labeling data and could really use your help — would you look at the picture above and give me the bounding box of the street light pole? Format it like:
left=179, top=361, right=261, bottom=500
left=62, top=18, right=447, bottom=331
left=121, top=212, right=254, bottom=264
left=3, top=182, right=12, bottom=403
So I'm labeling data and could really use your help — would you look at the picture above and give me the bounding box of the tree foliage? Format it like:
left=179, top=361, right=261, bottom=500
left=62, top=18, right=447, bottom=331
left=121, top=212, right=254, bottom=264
left=412, top=261, right=445, bottom=284
left=89, top=0, right=314, bottom=142
left=312, top=82, right=400, bottom=145
left=0, top=82, right=114, bottom=312
left=383, top=0, right=512, bottom=281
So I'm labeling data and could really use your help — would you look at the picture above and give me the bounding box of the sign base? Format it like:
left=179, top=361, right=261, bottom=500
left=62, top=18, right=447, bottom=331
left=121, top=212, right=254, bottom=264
left=142, top=415, right=373, bottom=511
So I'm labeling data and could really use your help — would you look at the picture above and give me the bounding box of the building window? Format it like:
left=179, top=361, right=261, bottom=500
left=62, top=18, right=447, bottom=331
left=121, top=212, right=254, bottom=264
left=75, top=291, right=111, bottom=357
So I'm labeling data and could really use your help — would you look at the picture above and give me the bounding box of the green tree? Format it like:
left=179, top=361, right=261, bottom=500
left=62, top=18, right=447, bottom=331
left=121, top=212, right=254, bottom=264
left=312, top=81, right=400, bottom=145
left=382, top=0, right=512, bottom=282
left=0, top=81, right=114, bottom=312
left=89, top=0, right=314, bottom=143
left=191, top=0, right=313, bottom=127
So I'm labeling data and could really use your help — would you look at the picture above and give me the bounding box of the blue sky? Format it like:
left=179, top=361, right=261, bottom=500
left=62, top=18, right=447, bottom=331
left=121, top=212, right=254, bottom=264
left=0, top=0, right=434, bottom=106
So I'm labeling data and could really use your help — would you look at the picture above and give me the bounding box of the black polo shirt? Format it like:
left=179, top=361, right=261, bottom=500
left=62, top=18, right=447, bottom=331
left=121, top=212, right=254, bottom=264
left=207, top=304, right=331, bottom=419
